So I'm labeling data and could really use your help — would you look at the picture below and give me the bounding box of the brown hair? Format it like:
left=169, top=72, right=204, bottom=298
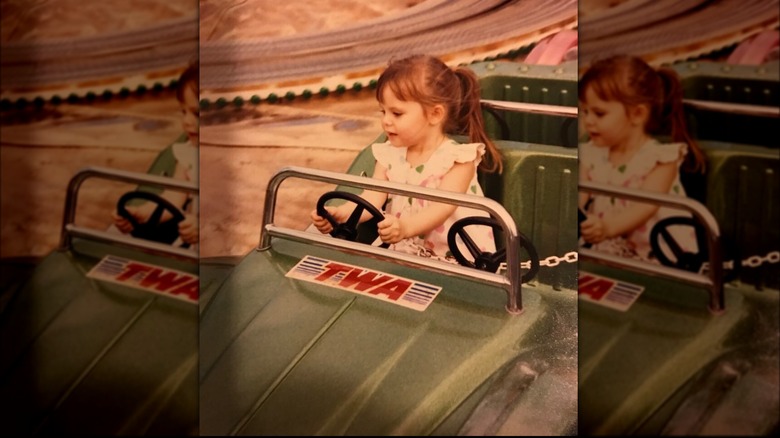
left=579, top=55, right=706, bottom=173
left=176, top=61, right=199, bottom=104
left=376, top=55, right=502, bottom=173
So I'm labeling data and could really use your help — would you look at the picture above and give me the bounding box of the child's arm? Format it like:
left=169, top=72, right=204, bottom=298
left=356, top=161, right=390, bottom=212
left=581, top=161, right=678, bottom=242
left=578, top=160, right=591, bottom=210
left=377, top=161, right=473, bottom=244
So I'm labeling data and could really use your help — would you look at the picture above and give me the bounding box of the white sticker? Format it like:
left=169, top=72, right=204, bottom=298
left=578, top=271, right=644, bottom=312
left=86, top=255, right=198, bottom=304
left=286, top=255, right=442, bottom=312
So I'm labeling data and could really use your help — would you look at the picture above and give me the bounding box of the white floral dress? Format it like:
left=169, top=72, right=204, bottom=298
left=172, top=139, right=198, bottom=214
left=580, top=138, right=698, bottom=261
left=172, top=139, right=198, bottom=250
left=372, top=139, right=496, bottom=261
left=172, top=139, right=198, bottom=184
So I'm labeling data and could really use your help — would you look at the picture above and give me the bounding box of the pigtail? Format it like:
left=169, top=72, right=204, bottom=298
left=657, top=68, right=706, bottom=173
left=453, top=67, right=503, bottom=174
left=176, top=60, right=199, bottom=103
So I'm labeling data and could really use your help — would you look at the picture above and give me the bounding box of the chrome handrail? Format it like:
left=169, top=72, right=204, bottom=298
left=259, top=166, right=526, bottom=314
left=60, top=166, right=198, bottom=260
left=480, top=99, right=578, bottom=118
left=579, top=181, right=724, bottom=314
left=481, top=98, right=780, bottom=119
left=683, top=98, right=780, bottom=118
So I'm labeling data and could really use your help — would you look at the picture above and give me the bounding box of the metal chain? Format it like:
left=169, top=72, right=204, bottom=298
left=699, top=250, right=780, bottom=274
left=500, top=251, right=578, bottom=271
left=493, top=250, right=777, bottom=275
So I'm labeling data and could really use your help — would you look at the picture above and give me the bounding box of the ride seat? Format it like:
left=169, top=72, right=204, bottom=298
left=672, top=61, right=778, bottom=148
left=699, top=141, right=779, bottom=290
left=472, top=61, right=578, bottom=147
left=480, top=141, right=578, bottom=290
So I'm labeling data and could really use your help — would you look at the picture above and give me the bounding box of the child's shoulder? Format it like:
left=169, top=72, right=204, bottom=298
left=579, top=141, right=609, bottom=164
left=437, top=138, right=485, bottom=160
left=638, top=138, right=688, bottom=163
left=371, top=141, right=403, bottom=166
left=172, top=139, right=197, bottom=167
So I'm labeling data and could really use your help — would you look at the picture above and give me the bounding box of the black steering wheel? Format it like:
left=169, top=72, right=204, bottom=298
left=447, top=216, right=540, bottom=283
left=117, top=191, right=187, bottom=246
left=578, top=208, right=593, bottom=249
left=316, top=191, right=389, bottom=248
left=578, top=198, right=593, bottom=249
left=649, top=216, right=708, bottom=273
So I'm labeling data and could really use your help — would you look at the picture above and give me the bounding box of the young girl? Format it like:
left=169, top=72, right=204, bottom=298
left=311, top=54, right=502, bottom=262
left=112, top=61, right=199, bottom=246
left=578, top=54, right=706, bottom=262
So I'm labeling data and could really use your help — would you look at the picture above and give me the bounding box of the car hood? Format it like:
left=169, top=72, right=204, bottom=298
left=0, top=239, right=198, bottom=435
left=578, top=262, right=778, bottom=435
left=199, top=239, right=574, bottom=435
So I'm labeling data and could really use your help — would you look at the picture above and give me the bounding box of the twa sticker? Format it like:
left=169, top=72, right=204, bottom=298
left=286, top=255, right=442, bottom=312
left=86, top=255, right=198, bottom=304
left=578, top=271, right=644, bottom=312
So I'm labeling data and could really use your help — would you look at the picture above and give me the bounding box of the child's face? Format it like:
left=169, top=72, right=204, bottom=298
left=580, top=87, right=639, bottom=149
left=379, top=88, right=436, bottom=149
left=179, top=84, right=199, bottom=146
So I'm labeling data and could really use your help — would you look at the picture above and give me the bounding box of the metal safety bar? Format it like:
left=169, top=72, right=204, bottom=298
left=480, top=99, right=579, bottom=118
left=482, top=98, right=780, bottom=119
left=59, top=166, right=199, bottom=261
left=579, top=181, right=725, bottom=314
left=683, top=98, right=780, bottom=118
left=259, top=166, right=527, bottom=314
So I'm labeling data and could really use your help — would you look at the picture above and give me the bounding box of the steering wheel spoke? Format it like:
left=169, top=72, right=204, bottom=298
left=448, top=216, right=540, bottom=283
left=117, top=191, right=186, bottom=246
left=345, top=204, right=365, bottom=229
left=316, top=191, right=388, bottom=249
left=490, top=247, right=506, bottom=265
left=650, top=216, right=707, bottom=273
left=457, top=228, right=482, bottom=259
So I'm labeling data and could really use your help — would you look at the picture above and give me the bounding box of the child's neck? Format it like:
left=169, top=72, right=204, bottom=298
left=609, top=131, right=650, bottom=167
left=406, top=132, right=448, bottom=166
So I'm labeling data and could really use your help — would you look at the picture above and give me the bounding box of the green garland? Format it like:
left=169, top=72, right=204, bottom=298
left=0, top=79, right=180, bottom=112
left=1, top=47, right=533, bottom=112
left=197, top=48, right=530, bottom=111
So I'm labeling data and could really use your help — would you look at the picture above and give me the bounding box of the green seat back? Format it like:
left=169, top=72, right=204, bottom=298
left=481, top=141, right=578, bottom=289
left=699, top=141, right=779, bottom=290
left=471, top=61, right=578, bottom=147
left=672, top=61, right=778, bottom=148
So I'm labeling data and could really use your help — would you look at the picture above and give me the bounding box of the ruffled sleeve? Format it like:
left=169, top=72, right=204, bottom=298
left=371, top=141, right=399, bottom=169
left=431, top=140, right=485, bottom=174
left=631, top=141, right=687, bottom=176
left=579, top=141, right=607, bottom=171
left=655, top=142, right=688, bottom=163
left=172, top=140, right=198, bottom=182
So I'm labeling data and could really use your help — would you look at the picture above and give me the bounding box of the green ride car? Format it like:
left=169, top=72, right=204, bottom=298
left=198, top=61, right=581, bottom=435
left=0, top=167, right=199, bottom=435
left=578, top=59, right=779, bottom=435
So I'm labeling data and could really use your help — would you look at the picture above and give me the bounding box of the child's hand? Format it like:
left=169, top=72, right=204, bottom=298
left=310, top=205, right=350, bottom=234
left=377, top=215, right=406, bottom=244
left=112, top=205, right=154, bottom=232
left=112, top=209, right=135, bottom=234
left=178, top=213, right=199, bottom=244
left=580, top=216, right=610, bottom=244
